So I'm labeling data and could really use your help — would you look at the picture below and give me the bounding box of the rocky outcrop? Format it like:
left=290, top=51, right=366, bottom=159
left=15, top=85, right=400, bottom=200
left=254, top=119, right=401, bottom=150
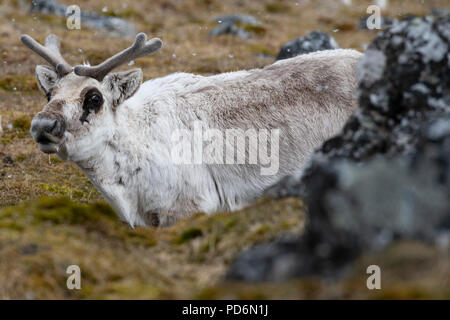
left=300, top=15, right=450, bottom=178
left=228, top=15, right=450, bottom=282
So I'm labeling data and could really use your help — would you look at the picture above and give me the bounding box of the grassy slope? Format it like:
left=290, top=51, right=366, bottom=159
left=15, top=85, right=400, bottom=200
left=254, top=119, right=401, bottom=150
left=0, top=0, right=449, bottom=299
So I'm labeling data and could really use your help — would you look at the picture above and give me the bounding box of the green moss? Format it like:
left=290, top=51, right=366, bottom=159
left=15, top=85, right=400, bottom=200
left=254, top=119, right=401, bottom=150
left=101, top=8, right=143, bottom=20
left=199, top=233, right=221, bottom=254
left=12, top=118, right=31, bottom=130
left=121, top=228, right=158, bottom=247
left=196, top=287, right=220, bottom=299
left=175, top=227, right=203, bottom=244
left=225, top=217, right=237, bottom=230
left=0, top=220, right=24, bottom=231
left=37, top=183, right=85, bottom=199
left=248, top=44, right=277, bottom=56
left=49, top=156, right=63, bottom=164
left=243, top=25, right=267, bottom=35
left=0, top=75, right=37, bottom=92
left=265, top=2, right=290, bottom=13
left=32, top=197, right=116, bottom=225
left=1, top=136, right=12, bottom=145
left=34, top=14, right=66, bottom=26
left=15, top=154, right=29, bottom=162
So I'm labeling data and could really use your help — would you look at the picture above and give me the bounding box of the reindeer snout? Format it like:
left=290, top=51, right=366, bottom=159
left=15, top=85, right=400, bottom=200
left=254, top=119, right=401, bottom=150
left=30, top=114, right=66, bottom=145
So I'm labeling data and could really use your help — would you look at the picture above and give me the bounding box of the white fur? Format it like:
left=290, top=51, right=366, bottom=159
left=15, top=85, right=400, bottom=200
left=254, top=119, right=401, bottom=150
left=36, top=49, right=362, bottom=227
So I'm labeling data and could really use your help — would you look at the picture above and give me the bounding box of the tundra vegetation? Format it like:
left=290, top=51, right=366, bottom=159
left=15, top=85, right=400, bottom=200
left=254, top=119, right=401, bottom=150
left=0, top=0, right=449, bottom=299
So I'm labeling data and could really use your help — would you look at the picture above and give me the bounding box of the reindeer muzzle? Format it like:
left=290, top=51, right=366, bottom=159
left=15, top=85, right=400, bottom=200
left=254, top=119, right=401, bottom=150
left=30, top=113, right=66, bottom=153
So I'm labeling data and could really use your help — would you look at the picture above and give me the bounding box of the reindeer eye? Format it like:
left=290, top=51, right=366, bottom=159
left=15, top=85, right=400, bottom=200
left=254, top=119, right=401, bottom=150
left=83, top=88, right=103, bottom=111
left=80, top=88, right=103, bottom=124
left=89, top=94, right=102, bottom=106
left=86, top=92, right=103, bottom=109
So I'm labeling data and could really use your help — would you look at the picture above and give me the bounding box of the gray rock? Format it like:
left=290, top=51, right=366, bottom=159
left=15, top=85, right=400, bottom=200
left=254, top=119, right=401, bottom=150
left=212, top=15, right=262, bottom=27
left=30, top=0, right=136, bottom=39
left=276, top=31, right=339, bottom=61
left=268, top=15, right=450, bottom=198
left=228, top=16, right=450, bottom=282
left=304, top=15, right=450, bottom=165
left=229, top=115, right=450, bottom=282
left=208, top=15, right=262, bottom=39
left=208, top=22, right=250, bottom=40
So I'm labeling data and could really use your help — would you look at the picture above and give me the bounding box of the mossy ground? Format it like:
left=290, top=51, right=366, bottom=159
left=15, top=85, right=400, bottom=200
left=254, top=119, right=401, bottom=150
left=0, top=0, right=449, bottom=299
left=0, top=196, right=305, bottom=299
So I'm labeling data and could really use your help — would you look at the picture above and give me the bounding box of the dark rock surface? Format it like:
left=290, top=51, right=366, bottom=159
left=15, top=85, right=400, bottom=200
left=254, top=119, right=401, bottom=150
left=30, top=0, right=136, bottom=38
left=276, top=31, right=339, bottom=61
left=228, top=15, right=450, bottom=282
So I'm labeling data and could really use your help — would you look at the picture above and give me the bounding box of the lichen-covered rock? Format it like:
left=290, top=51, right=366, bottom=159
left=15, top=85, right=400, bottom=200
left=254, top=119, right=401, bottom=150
left=228, top=16, right=450, bottom=282
left=267, top=15, right=450, bottom=198
left=276, top=31, right=339, bottom=61
left=229, top=115, right=450, bottom=282
left=317, top=15, right=449, bottom=162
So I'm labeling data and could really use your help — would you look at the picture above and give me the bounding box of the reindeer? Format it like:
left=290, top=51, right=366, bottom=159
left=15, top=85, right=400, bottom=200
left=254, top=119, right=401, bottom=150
left=22, top=33, right=361, bottom=227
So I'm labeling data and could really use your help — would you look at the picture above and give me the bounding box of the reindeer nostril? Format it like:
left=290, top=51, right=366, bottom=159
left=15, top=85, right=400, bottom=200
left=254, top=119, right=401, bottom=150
left=36, top=133, right=53, bottom=145
left=31, top=117, right=64, bottom=145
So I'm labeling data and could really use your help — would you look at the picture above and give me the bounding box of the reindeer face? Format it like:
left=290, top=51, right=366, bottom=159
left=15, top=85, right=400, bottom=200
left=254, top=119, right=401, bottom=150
left=21, top=33, right=162, bottom=159
left=30, top=68, right=143, bottom=156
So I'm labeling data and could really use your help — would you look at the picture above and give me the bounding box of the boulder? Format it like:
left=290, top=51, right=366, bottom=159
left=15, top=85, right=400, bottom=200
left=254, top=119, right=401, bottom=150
left=228, top=15, right=450, bottom=282
left=276, top=31, right=339, bottom=61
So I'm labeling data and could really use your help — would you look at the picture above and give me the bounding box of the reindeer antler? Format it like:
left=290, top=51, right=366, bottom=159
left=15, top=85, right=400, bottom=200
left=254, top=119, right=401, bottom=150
left=21, top=34, right=73, bottom=77
left=74, top=33, right=163, bottom=81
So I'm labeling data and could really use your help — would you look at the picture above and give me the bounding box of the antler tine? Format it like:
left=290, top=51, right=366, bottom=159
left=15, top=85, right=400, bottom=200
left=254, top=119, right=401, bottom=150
left=74, top=33, right=163, bottom=81
left=21, top=34, right=72, bottom=77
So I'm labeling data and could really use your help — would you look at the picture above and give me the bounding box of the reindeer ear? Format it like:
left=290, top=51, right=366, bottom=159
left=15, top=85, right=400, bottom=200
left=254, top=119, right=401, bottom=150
left=102, top=68, right=143, bottom=107
left=35, top=65, right=58, bottom=97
